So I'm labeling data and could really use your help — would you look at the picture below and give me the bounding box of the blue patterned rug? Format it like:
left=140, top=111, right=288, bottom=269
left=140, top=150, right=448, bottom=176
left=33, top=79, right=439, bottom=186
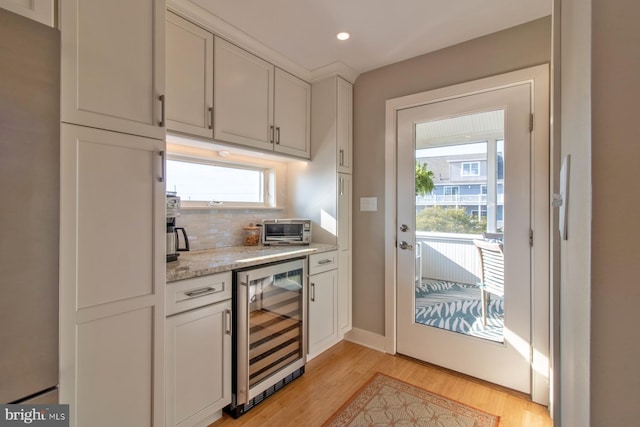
left=415, top=279, right=504, bottom=342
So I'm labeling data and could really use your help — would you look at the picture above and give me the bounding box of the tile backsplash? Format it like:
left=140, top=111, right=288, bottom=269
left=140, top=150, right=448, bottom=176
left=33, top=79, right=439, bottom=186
left=175, top=209, right=287, bottom=250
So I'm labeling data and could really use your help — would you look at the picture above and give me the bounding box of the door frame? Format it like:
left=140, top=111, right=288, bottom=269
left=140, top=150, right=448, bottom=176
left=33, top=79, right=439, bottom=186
left=384, top=64, right=550, bottom=404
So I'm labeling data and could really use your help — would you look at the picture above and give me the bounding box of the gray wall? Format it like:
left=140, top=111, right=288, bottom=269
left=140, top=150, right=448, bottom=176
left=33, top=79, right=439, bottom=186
left=352, top=17, right=552, bottom=335
left=591, top=0, right=640, bottom=424
left=556, top=0, right=640, bottom=424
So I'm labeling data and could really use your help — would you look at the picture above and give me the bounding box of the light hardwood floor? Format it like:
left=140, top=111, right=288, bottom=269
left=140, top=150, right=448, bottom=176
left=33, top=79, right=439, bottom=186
left=211, top=340, right=552, bottom=426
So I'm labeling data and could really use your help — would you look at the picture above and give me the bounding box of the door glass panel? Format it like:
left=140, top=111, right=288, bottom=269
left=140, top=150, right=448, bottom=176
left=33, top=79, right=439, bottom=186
left=414, top=110, right=505, bottom=343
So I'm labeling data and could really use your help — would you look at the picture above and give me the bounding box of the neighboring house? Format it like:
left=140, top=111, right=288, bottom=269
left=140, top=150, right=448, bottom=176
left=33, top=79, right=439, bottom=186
left=417, top=152, right=504, bottom=228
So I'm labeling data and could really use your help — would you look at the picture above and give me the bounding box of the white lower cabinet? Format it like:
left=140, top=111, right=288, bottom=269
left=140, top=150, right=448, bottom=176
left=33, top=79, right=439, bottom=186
left=165, top=272, right=232, bottom=427
left=165, top=301, right=232, bottom=427
left=307, top=252, right=339, bottom=360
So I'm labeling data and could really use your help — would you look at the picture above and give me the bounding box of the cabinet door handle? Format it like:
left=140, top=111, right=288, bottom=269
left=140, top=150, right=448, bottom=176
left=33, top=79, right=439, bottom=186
left=339, top=149, right=344, bottom=166
left=270, top=125, right=275, bottom=143
left=158, top=151, right=165, bottom=183
left=275, top=126, right=281, bottom=145
left=208, top=106, right=213, bottom=130
left=224, top=309, right=232, bottom=335
left=158, top=94, right=166, bottom=127
left=310, top=282, right=315, bottom=302
left=184, top=286, right=217, bottom=297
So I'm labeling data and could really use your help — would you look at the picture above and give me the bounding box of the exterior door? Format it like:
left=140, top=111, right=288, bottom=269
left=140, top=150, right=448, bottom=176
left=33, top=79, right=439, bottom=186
left=396, top=84, right=533, bottom=393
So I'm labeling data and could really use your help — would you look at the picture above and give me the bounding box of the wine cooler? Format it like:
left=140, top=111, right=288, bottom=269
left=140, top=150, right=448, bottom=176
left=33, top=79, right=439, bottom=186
left=227, top=257, right=306, bottom=417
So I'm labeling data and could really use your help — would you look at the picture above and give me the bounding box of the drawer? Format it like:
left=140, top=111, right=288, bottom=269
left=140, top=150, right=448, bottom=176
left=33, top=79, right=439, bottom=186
left=308, top=251, right=338, bottom=275
left=166, top=272, right=232, bottom=316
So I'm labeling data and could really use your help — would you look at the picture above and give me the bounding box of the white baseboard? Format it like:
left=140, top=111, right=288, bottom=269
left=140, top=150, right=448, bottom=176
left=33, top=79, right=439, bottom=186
left=344, top=328, right=387, bottom=353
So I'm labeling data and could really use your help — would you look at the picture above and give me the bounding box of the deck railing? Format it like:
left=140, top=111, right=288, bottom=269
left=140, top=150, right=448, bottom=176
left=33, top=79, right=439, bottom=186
left=416, top=232, right=481, bottom=285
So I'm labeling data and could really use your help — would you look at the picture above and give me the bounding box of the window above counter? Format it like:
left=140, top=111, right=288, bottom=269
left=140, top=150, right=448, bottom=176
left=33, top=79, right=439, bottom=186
left=167, top=156, right=272, bottom=208
left=167, top=134, right=301, bottom=210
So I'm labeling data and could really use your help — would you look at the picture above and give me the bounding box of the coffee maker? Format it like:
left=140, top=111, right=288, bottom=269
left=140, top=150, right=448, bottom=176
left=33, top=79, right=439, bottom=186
left=166, top=192, right=190, bottom=262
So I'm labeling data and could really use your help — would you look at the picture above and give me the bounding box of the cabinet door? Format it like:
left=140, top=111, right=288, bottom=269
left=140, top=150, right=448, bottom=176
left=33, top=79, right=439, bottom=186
left=274, top=68, right=310, bottom=158
left=338, top=250, right=352, bottom=335
left=166, top=11, right=213, bottom=138
left=308, top=269, right=338, bottom=358
left=59, top=124, right=165, bottom=427
left=336, top=77, right=353, bottom=173
left=214, top=37, right=274, bottom=151
left=166, top=301, right=232, bottom=427
left=337, top=173, right=352, bottom=251
left=0, top=0, right=54, bottom=26
left=60, top=0, right=165, bottom=139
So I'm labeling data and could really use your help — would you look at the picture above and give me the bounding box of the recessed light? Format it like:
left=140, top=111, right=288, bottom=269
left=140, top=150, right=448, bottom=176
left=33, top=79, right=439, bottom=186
left=336, top=32, right=350, bottom=41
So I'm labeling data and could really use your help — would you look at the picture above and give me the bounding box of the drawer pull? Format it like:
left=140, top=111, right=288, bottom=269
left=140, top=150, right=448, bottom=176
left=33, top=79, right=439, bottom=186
left=318, top=259, right=333, bottom=265
left=185, top=287, right=217, bottom=298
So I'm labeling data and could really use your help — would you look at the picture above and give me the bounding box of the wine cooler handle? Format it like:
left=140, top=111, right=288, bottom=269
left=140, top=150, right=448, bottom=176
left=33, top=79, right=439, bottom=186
left=236, top=276, right=250, bottom=405
left=224, top=309, right=232, bottom=335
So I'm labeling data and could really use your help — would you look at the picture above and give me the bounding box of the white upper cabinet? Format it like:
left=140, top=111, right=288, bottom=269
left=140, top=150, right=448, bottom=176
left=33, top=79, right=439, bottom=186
left=337, top=77, right=353, bottom=174
left=0, top=0, right=54, bottom=26
left=214, top=37, right=274, bottom=151
left=274, top=68, right=311, bottom=158
left=214, top=36, right=310, bottom=158
left=60, top=0, right=166, bottom=140
left=166, top=11, right=213, bottom=138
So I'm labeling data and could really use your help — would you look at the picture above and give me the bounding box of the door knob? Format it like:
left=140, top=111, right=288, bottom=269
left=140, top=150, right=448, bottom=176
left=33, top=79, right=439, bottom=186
left=398, top=241, right=413, bottom=250
left=400, top=224, right=409, bottom=232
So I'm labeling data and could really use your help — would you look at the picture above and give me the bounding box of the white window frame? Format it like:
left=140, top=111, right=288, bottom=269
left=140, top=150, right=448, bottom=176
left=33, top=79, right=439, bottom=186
left=166, top=154, right=275, bottom=209
left=461, top=161, right=480, bottom=176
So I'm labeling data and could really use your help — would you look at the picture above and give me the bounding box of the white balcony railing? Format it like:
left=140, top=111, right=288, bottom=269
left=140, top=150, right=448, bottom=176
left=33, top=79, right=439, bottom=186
left=417, top=194, right=504, bottom=205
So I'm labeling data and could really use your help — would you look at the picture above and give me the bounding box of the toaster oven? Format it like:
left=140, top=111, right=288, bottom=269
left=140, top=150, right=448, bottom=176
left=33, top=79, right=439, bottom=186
left=261, top=219, right=311, bottom=245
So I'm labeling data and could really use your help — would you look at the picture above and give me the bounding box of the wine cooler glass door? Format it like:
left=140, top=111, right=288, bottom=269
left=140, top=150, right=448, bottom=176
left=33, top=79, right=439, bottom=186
left=235, top=258, right=306, bottom=405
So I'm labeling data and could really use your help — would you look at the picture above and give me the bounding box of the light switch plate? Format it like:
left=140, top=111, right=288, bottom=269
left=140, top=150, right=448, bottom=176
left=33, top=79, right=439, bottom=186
left=360, top=197, right=377, bottom=212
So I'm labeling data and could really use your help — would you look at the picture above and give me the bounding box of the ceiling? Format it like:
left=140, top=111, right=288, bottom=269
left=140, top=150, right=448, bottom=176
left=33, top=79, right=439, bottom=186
left=187, top=0, right=552, bottom=74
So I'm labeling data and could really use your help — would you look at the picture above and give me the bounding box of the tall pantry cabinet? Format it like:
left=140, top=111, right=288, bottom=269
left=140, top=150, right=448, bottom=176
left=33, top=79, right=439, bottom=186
left=289, top=75, right=353, bottom=352
left=58, top=1, right=166, bottom=426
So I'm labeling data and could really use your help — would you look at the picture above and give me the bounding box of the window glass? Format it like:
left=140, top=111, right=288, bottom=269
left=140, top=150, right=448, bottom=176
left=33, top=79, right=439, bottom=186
left=461, top=161, right=480, bottom=176
left=166, top=158, right=265, bottom=204
left=444, top=186, right=460, bottom=196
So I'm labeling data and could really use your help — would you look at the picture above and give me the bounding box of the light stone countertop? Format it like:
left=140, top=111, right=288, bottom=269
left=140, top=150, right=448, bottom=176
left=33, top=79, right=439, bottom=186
left=166, top=243, right=338, bottom=283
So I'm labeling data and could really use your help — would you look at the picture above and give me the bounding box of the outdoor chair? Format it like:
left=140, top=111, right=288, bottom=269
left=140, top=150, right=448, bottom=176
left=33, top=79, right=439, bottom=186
left=473, top=239, right=504, bottom=325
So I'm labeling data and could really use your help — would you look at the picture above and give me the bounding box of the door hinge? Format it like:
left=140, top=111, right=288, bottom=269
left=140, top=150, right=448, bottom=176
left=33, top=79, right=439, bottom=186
left=529, top=113, right=534, bottom=132
left=529, top=229, right=534, bottom=247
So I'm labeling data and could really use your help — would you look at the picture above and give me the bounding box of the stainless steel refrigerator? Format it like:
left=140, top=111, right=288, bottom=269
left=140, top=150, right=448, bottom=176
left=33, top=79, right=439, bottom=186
left=0, top=8, right=60, bottom=404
